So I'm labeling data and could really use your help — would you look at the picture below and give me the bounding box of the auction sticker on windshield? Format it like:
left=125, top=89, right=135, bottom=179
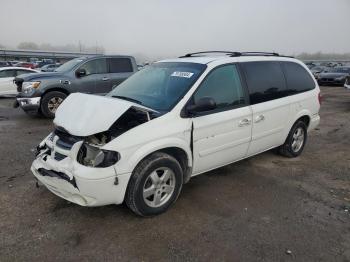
left=171, top=71, right=194, bottom=78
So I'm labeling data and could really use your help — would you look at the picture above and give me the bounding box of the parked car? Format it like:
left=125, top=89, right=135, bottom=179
left=30, top=51, right=321, bottom=216
left=0, top=61, right=11, bottom=67
left=317, top=66, right=350, bottom=86
left=0, top=67, right=38, bottom=96
left=14, top=55, right=138, bottom=118
left=40, top=63, right=61, bottom=72
left=8, top=61, right=20, bottom=66
left=14, top=62, right=36, bottom=69
left=36, top=59, right=55, bottom=68
left=310, top=66, right=329, bottom=79
left=345, top=76, right=350, bottom=89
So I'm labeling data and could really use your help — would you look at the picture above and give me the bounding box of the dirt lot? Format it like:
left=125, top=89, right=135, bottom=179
left=0, top=86, right=349, bottom=262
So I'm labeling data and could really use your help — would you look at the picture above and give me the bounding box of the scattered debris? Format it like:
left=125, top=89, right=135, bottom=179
left=285, top=249, right=292, bottom=255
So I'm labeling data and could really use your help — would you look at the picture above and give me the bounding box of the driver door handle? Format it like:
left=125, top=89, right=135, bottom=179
left=238, top=118, right=251, bottom=127
left=102, top=77, right=110, bottom=81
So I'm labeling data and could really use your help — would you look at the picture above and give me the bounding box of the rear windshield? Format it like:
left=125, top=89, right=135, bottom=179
left=107, top=62, right=207, bottom=112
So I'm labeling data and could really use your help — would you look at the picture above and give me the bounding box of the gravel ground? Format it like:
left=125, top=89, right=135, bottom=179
left=0, top=86, right=349, bottom=262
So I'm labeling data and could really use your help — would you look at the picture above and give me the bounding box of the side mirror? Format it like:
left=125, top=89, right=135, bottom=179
left=75, top=68, right=86, bottom=78
left=186, top=97, right=217, bottom=116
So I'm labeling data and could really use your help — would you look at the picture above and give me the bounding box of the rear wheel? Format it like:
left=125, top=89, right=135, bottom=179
left=125, top=152, right=183, bottom=216
left=279, top=121, right=307, bottom=158
left=40, top=91, right=67, bottom=118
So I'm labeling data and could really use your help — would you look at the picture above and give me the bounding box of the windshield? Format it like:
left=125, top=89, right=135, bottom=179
left=55, top=57, right=85, bottom=72
left=329, top=67, right=350, bottom=73
left=107, top=62, right=207, bottom=112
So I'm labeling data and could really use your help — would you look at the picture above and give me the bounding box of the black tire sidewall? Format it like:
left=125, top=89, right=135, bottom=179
left=131, top=155, right=183, bottom=216
left=40, top=91, right=67, bottom=118
left=286, top=121, right=308, bottom=157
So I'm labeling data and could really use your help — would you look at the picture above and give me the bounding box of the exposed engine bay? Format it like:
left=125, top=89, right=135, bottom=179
left=37, top=106, right=157, bottom=168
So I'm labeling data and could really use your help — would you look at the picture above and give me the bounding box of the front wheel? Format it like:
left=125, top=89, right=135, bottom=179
left=40, top=91, right=67, bottom=118
left=125, top=152, right=183, bottom=216
left=279, top=121, right=308, bottom=158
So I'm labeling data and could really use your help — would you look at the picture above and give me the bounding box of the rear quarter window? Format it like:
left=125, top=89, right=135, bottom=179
left=282, top=62, right=315, bottom=94
left=241, top=61, right=287, bottom=104
left=109, top=58, right=133, bottom=73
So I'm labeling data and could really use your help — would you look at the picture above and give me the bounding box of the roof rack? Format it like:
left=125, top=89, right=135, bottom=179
left=179, top=51, right=293, bottom=58
left=179, top=51, right=242, bottom=58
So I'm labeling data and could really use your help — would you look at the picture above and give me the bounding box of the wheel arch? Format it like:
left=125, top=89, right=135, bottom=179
left=41, top=87, right=70, bottom=98
left=282, top=110, right=311, bottom=144
left=120, top=139, right=193, bottom=184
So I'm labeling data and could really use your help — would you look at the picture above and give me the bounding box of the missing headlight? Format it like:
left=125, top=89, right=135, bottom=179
left=77, top=143, right=120, bottom=168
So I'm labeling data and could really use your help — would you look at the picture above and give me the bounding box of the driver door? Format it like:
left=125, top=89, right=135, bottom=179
left=191, top=64, right=253, bottom=175
left=75, top=58, right=110, bottom=95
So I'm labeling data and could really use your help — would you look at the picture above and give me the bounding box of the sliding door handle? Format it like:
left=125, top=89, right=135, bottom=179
left=255, top=115, right=265, bottom=123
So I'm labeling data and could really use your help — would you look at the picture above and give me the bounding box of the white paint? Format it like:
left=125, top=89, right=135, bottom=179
left=54, top=92, right=155, bottom=136
left=32, top=55, right=321, bottom=208
left=0, top=67, right=38, bottom=96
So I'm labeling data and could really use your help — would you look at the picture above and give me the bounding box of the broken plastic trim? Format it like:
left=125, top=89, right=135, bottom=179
left=38, top=168, right=78, bottom=188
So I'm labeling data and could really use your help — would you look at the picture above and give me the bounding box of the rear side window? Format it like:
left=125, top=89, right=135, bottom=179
left=194, top=64, right=245, bottom=109
left=109, top=58, right=133, bottom=73
left=282, top=62, right=315, bottom=94
left=241, top=61, right=287, bottom=104
left=16, top=70, right=33, bottom=76
left=0, top=70, right=15, bottom=78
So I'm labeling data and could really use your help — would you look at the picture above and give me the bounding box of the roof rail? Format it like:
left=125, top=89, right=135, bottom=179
left=238, top=52, right=280, bottom=57
left=179, top=51, right=293, bottom=58
left=179, top=51, right=242, bottom=58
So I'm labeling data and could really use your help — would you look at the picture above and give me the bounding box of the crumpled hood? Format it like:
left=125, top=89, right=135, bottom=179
left=54, top=93, right=154, bottom=136
left=319, top=72, right=348, bottom=78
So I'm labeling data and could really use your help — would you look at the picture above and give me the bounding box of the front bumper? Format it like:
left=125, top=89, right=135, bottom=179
left=16, top=97, right=41, bottom=112
left=31, top=141, right=131, bottom=206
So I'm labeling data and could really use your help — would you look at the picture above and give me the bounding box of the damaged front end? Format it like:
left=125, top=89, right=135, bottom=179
left=32, top=93, right=158, bottom=206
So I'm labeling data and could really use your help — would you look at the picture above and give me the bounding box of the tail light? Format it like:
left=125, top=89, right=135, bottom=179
left=318, top=92, right=322, bottom=105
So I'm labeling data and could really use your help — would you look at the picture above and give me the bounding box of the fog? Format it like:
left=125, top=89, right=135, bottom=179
left=0, top=0, right=349, bottom=59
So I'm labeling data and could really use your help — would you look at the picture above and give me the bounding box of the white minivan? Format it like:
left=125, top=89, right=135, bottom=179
left=32, top=52, right=320, bottom=216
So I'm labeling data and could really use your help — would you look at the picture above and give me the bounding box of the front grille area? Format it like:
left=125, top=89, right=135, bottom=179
left=54, top=127, right=82, bottom=150
left=54, top=152, right=67, bottom=161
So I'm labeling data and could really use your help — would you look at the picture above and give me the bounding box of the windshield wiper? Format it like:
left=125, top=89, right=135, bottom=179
left=111, top=95, right=143, bottom=105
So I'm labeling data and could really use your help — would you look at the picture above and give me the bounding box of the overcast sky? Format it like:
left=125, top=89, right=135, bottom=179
left=0, top=0, right=349, bottom=58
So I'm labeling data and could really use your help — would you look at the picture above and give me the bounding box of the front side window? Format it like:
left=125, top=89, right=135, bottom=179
left=241, top=61, right=287, bottom=104
left=108, top=62, right=206, bottom=112
left=109, top=58, right=133, bottom=73
left=79, top=58, right=107, bottom=75
left=0, top=70, right=15, bottom=78
left=283, top=62, right=315, bottom=94
left=193, top=64, right=245, bottom=110
left=55, top=57, right=85, bottom=72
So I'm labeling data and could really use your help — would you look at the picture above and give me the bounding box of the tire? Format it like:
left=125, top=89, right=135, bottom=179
left=40, top=91, right=67, bottom=118
left=279, top=120, right=308, bottom=158
left=125, top=152, right=183, bottom=217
